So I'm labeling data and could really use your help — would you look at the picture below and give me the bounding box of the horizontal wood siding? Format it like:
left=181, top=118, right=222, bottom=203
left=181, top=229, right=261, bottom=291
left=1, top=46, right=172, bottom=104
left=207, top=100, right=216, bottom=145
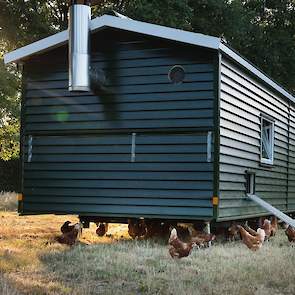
left=21, top=30, right=216, bottom=219
left=23, top=132, right=213, bottom=219
left=219, top=57, right=290, bottom=220
left=24, top=31, right=215, bottom=134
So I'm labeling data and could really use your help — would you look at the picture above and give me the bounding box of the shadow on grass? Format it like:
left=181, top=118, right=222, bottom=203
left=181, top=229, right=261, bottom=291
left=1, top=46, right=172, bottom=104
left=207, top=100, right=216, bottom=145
left=0, top=274, right=22, bottom=295
left=0, top=192, right=17, bottom=212
left=39, top=238, right=171, bottom=295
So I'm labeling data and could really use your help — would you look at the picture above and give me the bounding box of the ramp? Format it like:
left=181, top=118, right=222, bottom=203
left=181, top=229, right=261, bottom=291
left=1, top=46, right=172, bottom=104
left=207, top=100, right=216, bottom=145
left=247, top=194, right=295, bottom=227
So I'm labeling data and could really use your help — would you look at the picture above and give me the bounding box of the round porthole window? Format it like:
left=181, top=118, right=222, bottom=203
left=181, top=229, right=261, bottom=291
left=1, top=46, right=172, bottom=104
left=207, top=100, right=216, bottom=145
left=168, top=65, right=185, bottom=84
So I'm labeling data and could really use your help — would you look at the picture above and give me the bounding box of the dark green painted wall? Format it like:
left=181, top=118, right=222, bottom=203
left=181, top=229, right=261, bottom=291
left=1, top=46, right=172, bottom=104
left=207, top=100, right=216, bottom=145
left=218, top=56, right=292, bottom=220
left=21, top=30, right=216, bottom=220
left=288, top=104, right=295, bottom=211
left=23, top=132, right=213, bottom=218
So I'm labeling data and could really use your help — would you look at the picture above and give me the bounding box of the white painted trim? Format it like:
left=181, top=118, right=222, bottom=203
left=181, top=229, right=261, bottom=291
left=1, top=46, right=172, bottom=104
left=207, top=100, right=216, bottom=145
left=4, top=30, right=68, bottom=64
left=90, top=15, right=220, bottom=50
left=260, top=115, right=275, bottom=165
left=4, top=14, right=295, bottom=103
left=4, top=14, right=219, bottom=64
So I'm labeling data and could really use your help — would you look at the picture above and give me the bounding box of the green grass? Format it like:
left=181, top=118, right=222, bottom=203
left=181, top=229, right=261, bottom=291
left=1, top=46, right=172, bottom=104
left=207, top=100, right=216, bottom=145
left=0, top=195, right=294, bottom=295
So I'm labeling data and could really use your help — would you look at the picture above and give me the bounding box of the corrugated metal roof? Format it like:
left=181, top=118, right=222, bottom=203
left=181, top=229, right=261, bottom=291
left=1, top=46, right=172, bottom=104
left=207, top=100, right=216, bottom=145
left=4, top=14, right=295, bottom=102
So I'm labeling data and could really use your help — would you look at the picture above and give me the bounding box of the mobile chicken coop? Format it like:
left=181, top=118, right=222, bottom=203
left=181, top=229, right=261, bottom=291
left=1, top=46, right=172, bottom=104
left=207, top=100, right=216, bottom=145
left=4, top=3, right=295, bottom=226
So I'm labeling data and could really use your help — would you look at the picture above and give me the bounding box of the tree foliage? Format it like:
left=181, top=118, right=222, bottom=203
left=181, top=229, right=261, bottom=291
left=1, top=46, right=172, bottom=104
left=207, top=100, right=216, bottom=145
left=125, top=0, right=193, bottom=30
left=1, top=0, right=295, bottom=160
left=0, top=57, right=20, bottom=160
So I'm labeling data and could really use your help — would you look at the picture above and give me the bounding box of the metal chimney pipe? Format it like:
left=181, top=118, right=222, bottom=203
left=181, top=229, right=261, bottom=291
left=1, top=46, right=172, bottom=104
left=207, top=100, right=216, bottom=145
left=68, top=1, right=91, bottom=92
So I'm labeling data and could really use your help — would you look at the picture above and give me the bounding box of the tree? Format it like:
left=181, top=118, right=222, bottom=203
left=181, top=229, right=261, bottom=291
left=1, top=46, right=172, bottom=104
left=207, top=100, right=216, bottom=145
left=1, top=0, right=295, bottom=161
left=0, top=0, right=62, bottom=161
left=246, top=0, right=295, bottom=91
left=0, top=46, right=20, bottom=160
left=188, top=0, right=295, bottom=92
left=124, top=0, right=192, bottom=30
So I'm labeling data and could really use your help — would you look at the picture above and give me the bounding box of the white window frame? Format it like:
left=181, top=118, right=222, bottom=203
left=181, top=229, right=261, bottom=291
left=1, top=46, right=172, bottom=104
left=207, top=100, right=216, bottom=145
left=260, top=115, right=275, bottom=165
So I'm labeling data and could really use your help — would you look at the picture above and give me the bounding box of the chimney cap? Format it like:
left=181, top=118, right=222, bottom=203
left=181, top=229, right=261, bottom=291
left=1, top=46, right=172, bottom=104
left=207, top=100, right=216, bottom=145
left=69, top=0, right=91, bottom=6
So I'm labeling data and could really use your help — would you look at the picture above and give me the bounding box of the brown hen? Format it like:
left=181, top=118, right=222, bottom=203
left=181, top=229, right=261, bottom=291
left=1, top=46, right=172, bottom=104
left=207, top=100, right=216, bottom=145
left=168, top=228, right=196, bottom=259
left=57, top=223, right=82, bottom=246
left=61, top=221, right=75, bottom=234
left=96, top=223, right=109, bottom=236
left=270, top=216, right=278, bottom=237
left=285, top=225, right=295, bottom=243
left=188, top=226, right=216, bottom=247
left=261, top=219, right=272, bottom=240
left=227, top=222, right=240, bottom=241
left=128, top=219, right=146, bottom=239
left=237, top=225, right=265, bottom=251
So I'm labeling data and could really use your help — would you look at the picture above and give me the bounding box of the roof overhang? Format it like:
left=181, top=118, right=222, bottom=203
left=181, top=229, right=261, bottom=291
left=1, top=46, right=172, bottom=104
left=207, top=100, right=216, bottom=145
left=4, top=15, right=220, bottom=64
left=4, top=14, right=295, bottom=102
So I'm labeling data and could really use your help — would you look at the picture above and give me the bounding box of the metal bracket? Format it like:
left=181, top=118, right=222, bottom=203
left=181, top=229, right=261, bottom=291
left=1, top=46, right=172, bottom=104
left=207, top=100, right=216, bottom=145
left=207, top=131, right=212, bottom=162
left=28, top=135, right=33, bottom=162
left=131, top=132, right=136, bottom=162
left=204, top=221, right=212, bottom=247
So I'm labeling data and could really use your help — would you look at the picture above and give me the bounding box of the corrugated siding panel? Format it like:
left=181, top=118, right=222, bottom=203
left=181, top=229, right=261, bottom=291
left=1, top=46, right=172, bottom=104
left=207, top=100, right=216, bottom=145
left=23, top=132, right=213, bottom=219
left=219, top=57, right=289, bottom=220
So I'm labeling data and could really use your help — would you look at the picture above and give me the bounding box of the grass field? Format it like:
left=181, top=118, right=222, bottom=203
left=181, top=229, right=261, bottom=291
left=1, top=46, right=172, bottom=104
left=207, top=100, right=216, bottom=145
left=0, top=192, right=294, bottom=295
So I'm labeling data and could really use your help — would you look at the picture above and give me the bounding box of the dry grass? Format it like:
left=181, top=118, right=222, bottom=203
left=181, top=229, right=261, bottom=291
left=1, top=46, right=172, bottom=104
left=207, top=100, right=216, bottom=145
left=0, top=196, right=294, bottom=295
left=0, top=274, right=22, bottom=295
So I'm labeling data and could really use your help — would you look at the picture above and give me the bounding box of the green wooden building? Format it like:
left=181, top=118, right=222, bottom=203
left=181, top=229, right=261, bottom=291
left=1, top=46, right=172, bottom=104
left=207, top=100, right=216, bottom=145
left=4, top=13, right=295, bottom=224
